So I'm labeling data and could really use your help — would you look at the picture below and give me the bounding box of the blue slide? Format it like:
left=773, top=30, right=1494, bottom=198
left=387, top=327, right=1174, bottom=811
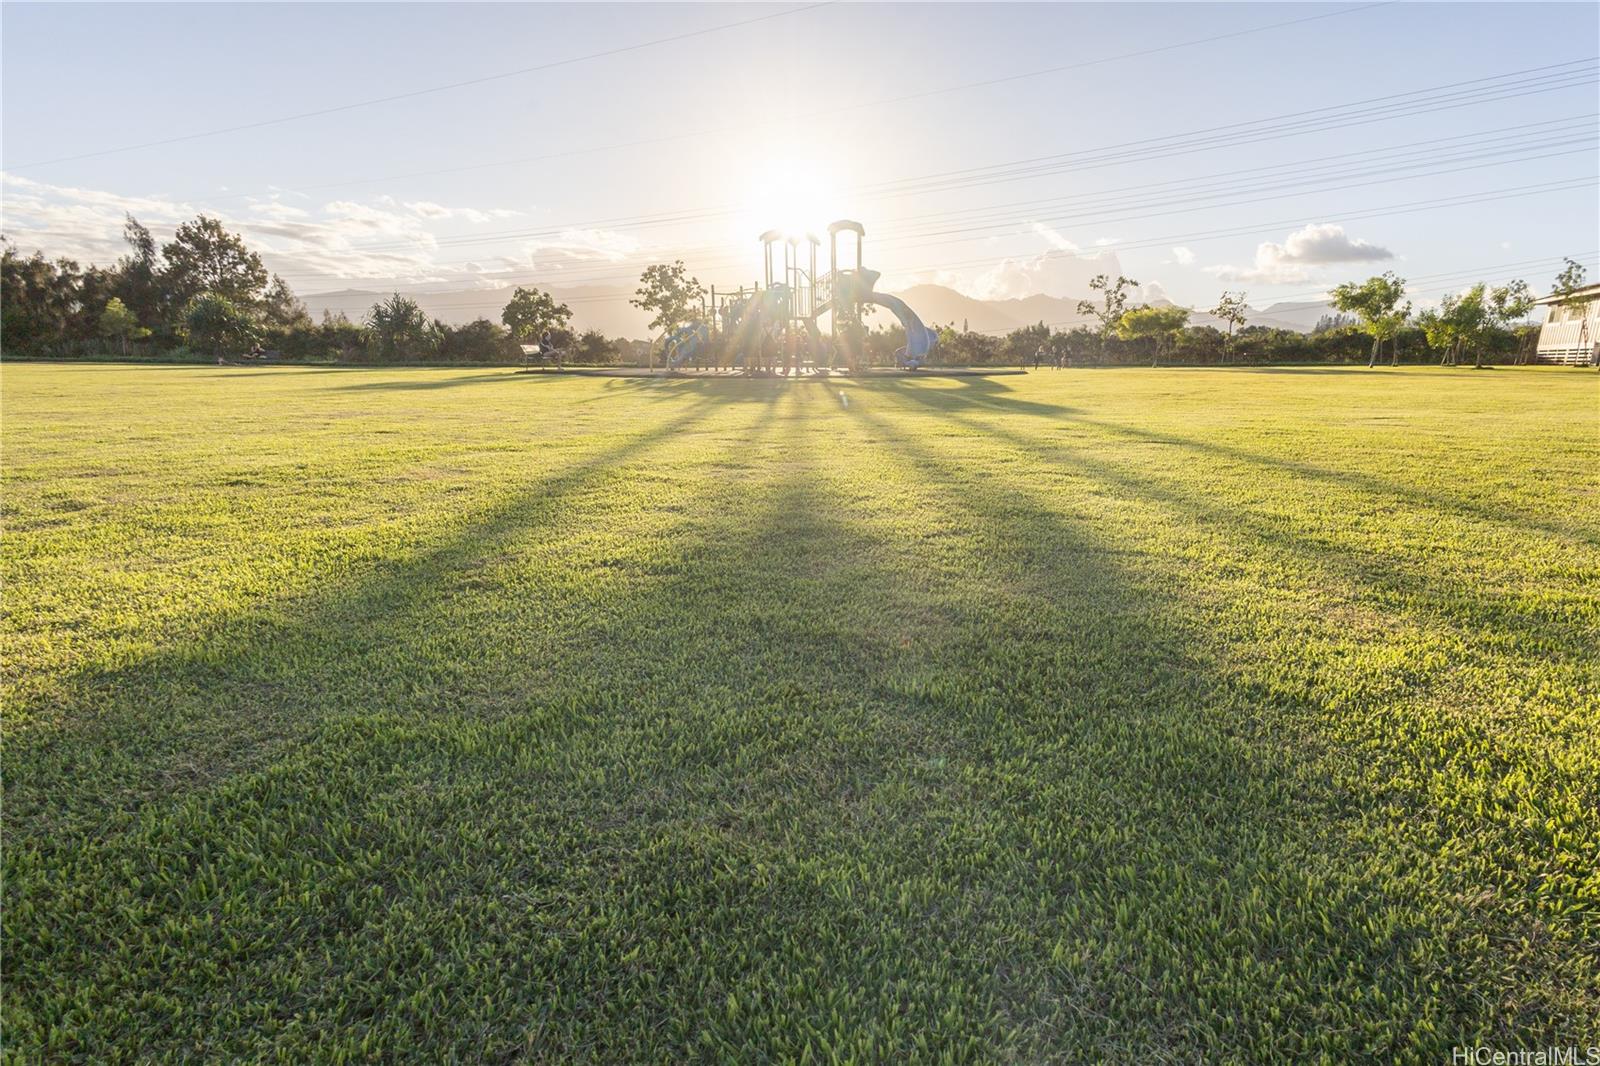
left=862, top=292, right=937, bottom=369
left=662, top=320, right=711, bottom=369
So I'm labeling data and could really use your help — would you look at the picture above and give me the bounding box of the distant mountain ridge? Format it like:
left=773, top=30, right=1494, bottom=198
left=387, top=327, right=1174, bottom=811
left=301, top=283, right=1333, bottom=340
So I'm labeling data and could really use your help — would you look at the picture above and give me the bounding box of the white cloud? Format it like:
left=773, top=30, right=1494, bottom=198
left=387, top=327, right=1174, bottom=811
left=1031, top=222, right=1080, bottom=253
left=937, top=249, right=1118, bottom=301
left=0, top=173, right=549, bottom=286
left=1172, top=246, right=1195, bottom=266
left=247, top=200, right=311, bottom=222
left=404, top=200, right=454, bottom=219
left=402, top=200, right=522, bottom=224
left=1207, top=222, right=1393, bottom=284
left=1141, top=281, right=1170, bottom=304
left=895, top=221, right=1121, bottom=300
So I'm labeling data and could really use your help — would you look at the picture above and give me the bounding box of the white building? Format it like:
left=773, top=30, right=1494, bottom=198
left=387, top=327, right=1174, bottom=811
left=1531, top=282, right=1600, bottom=366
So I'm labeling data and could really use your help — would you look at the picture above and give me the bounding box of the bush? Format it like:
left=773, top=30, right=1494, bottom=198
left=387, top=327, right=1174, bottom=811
left=438, top=319, right=518, bottom=363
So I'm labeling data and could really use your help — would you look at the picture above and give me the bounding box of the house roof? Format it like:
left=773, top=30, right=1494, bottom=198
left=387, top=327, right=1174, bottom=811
left=1533, top=282, right=1600, bottom=306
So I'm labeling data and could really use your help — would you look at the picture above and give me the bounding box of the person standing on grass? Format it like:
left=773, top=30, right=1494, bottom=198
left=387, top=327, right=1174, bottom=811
left=758, top=329, right=775, bottom=376
left=783, top=326, right=799, bottom=377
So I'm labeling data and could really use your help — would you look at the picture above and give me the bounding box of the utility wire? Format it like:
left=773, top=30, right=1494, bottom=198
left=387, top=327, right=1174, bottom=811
left=163, top=1, right=1396, bottom=208
left=319, top=67, right=1597, bottom=259
left=282, top=179, right=1598, bottom=305
left=268, top=127, right=1595, bottom=284
left=8, top=3, right=836, bottom=170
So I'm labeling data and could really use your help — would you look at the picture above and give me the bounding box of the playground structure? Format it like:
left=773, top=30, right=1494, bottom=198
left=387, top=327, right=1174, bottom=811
left=656, top=221, right=938, bottom=374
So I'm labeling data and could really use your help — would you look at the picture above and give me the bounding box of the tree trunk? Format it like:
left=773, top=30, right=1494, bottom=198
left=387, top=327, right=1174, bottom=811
left=1368, top=335, right=1378, bottom=368
left=1390, top=335, right=1399, bottom=367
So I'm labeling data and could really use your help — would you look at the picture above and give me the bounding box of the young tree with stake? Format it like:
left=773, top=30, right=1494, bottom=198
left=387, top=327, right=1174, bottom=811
left=632, top=261, right=705, bottom=335
left=98, top=297, right=148, bottom=356
left=1209, top=291, right=1248, bottom=362
left=1117, top=305, right=1190, bottom=367
left=1330, top=272, right=1408, bottom=368
left=1076, top=274, right=1138, bottom=363
left=1486, top=280, right=1534, bottom=368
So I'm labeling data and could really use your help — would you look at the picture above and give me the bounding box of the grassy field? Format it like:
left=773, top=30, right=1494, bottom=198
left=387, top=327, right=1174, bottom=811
left=4, top=362, right=1597, bottom=1062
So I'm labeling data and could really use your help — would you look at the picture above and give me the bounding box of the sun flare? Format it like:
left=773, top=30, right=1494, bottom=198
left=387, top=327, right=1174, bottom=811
left=738, top=157, right=841, bottom=241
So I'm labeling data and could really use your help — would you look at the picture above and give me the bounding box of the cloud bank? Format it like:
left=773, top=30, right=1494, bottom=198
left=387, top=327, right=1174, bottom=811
left=1208, top=222, right=1393, bottom=284
left=0, top=173, right=629, bottom=291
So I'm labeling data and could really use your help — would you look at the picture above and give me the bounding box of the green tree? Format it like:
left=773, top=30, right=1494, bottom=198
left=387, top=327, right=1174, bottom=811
left=1330, top=272, right=1408, bottom=368
left=1209, top=290, right=1248, bottom=362
left=1076, top=273, right=1139, bottom=362
left=438, top=318, right=514, bottom=362
left=631, top=261, right=704, bottom=334
left=262, top=275, right=312, bottom=331
left=1117, top=305, right=1190, bottom=367
left=1550, top=257, right=1587, bottom=305
left=1374, top=300, right=1412, bottom=366
left=574, top=329, right=617, bottom=366
left=501, top=286, right=573, bottom=344
left=2, top=245, right=75, bottom=351
left=116, top=215, right=167, bottom=332
left=1486, top=279, right=1534, bottom=367
left=0, top=242, right=119, bottom=351
left=1546, top=258, right=1591, bottom=368
left=184, top=293, right=257, bottom=356
left=1418, top=285, right=1488, bottom=367
left=1004, top=320, right=1050, bottom=369
left=98, top=297, right=149, bottom=355
left=366, top=293, right=438, bottom=361
left=160, top=216, right=269, bottom=314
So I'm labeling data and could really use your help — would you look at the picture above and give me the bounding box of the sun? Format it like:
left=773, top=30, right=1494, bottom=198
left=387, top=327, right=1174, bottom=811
left=739, top=157, right=839, bottom=241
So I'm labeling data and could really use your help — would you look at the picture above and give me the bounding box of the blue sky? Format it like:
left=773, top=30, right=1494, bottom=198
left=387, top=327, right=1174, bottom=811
left=3, top=2, right=1595, bottom=326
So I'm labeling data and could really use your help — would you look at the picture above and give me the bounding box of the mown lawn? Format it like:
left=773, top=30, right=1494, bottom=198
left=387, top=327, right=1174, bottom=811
left=3, top=362, right=1597, bottom=1062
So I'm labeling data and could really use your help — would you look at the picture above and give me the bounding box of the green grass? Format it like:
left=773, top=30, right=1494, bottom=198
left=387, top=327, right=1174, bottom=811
left=3, top=362, right=1597, bottom=1062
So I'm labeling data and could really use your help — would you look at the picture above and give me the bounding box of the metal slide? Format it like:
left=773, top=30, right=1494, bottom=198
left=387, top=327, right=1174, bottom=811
left=861, top=292, right=938, bottom=369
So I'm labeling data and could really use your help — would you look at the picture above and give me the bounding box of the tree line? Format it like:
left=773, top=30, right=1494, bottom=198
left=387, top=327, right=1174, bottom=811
left=3, top=215, right=1588, bottom=369
left=934, top=260, right=1588, bottom=370
left=0, top=214, right=637, bottom=365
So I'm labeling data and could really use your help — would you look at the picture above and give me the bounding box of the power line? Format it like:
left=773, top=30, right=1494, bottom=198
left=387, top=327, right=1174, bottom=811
left=858, top=67, right=1598, bottom=200
left=268, top=128, right=1595, bottom=287
left=7, top=3, right=836, bottom=170
left=312, top=65, right=1596, bottom=261
left=865, top=118, right=1597, bottom=236
left=166, top=1, right=1396, bottom=210
left=856, top=57, right=1596, bottom=195
left=291, top=179, right=1598, bottom=309
left=885, top=141, right=1596, bottom=246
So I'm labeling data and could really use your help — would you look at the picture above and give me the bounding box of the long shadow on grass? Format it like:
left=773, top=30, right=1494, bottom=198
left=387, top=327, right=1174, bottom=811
left=7, top=383, right=1578, bottom=1060
left=3, top=390, right=732, bottom=839
left=852, top=383, right=1599, bottom=1038
left=828, top=389, right=1503, bottom=1056
left=862, top=373, right=1600, bottom=577
left=886, top=379, right=1596, bottom=674
left=3, top=388, right=817, bottom=1061
left=329, top=370, right=556, bottom=391
left=864, top=371, right=1600, bottom=544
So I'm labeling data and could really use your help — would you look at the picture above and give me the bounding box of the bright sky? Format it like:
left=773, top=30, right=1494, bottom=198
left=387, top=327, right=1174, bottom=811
left=3, top=2, right=1596, bottom=324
